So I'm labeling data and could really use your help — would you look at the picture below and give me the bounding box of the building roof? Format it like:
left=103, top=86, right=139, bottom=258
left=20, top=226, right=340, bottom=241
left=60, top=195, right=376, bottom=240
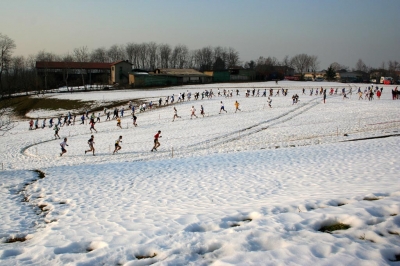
left=36, top=61, right=131, bottom=70
left=154, top=69, right=205, bottom=75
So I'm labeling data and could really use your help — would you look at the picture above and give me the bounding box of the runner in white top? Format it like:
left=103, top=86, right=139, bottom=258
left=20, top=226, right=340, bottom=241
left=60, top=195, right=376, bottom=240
left=60, top=138, right=68, bottom=157
left=190, top=106, right=197, bottom=119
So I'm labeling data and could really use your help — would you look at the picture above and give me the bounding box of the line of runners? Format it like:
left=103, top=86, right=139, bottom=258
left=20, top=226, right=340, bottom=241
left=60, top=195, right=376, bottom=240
left=43, top=86, right=390, bottom=156
left=60, top=130, right=162, bottom=157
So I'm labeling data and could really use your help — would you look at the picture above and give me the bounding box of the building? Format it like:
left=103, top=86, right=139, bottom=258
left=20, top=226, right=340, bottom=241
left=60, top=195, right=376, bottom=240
left=203, top=70, right=230, bottom=82
left=153, top=69, right=212, bottom=84
left=228, top=67, right=256, bottom=81
left=35, top=60, right=132, bottom=88
left=303, top=71, right=326, bottom=81
left=204, top=68, right=256, bottom=82
left=337, top=71, right=369, bottom=83
left=109, top=61, right=132, bottom=84
left=129, top=69, right=212, bottom=87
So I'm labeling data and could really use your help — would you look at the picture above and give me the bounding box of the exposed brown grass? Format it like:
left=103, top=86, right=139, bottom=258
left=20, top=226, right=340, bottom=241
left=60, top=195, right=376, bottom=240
left=5, top=235, right=27, bottom=243
left=363, top=197, right=380, bottom=201
left=135, top=253, right=157, bottom=260
left=319, top=223, right=350, bottom=233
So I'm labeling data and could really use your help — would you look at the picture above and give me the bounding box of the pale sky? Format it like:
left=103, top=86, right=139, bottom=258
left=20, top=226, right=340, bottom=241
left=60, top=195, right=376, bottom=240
left=1, top=0, right=399, bottom=70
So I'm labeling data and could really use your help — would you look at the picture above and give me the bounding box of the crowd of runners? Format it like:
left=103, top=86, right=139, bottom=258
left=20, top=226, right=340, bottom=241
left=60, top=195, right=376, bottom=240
left=24, top=86, right=396, bottom=157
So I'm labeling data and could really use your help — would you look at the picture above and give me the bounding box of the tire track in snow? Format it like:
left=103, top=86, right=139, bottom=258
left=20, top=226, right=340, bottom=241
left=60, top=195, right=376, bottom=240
left=185, top=98, right=320, bottom=151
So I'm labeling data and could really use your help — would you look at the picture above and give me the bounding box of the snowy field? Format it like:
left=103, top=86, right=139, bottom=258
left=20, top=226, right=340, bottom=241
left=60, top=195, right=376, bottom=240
left=1, top=81, right=400, bottom=265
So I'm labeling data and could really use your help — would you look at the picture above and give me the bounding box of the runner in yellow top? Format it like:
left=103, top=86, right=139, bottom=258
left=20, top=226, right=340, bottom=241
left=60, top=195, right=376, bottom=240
left=116, top=117, right=122, bottom=129
left=113, top=136, right=122, bottom=154
left=234, top=100, right=241, bottom=113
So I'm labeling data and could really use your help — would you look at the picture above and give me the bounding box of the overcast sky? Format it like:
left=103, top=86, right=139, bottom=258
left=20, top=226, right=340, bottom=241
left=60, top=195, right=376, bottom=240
left=1, top=0, right=399, bottom=70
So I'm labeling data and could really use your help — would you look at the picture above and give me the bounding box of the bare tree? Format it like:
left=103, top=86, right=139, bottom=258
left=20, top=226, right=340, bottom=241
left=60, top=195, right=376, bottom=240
left=254, top=56, right=279, bottom=79
left=226, top=47, right=240, bottom=68
left=108, top=44, right=126, bottom=62
left=244, top=60, right=256, bottom=69
left=281, top=55, right=292, bottom=68
left=74, top=46, right=90, bottom=89
left=388, top=60, right=399, bottom=79
left=146, top=42, right=159, bottom=70
left=355, top=59, right=367, bottom=72
left=213, top=46, right=224, bottom=62
left=380, top=61, right=386, bottom=70
left=0, top=33, right=16, bottom=97
left=125, top=43, right=134, bottom=65
left=194, top=46, right=213, bottom=71
left=330, top=62, right=341, bottom=72
left=309, top=55, right=319, bottom=73
left=137, top=43, right=148, bottom=69
left=213, top=46, right=229, bottom=67
left=185, top=50, right=197, bottom=69
left=170, top=44, right=188, bottom=69
left=330, top=62, right=348, bottom=72
left=90, top=47, right=109, bottom=62
left=159, top=43, right=171, bottom=68
left=125, top=43, right=142, bottom=69
left=291, top=53, right=311, bottom=77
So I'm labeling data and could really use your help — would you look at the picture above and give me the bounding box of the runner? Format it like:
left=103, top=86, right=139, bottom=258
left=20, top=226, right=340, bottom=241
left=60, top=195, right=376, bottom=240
left=113, top=136, right=122, bottom=154
left=132, top=114, right=137, bottom=127
left=151, top=130, right=162, bottom=152
left=234, top=101, right=241, bottom=113
left=60, top=138, right=68, bottom=157
left=90, top=120, right=97, bottom=133
left=85, top=135, right=95, bottom=156
left=29, top=119, right=33, bottom=130
left=172, top=107, right=181, bottom=122
left=358, top=90, right=363, bottom=100
left=200, top=105, right=205, bottom=117
left=96, top=113, right=101, bottom=123
left=267, top=97, right=272, bottom=108
left=54, top=124, right=60, bottom=139
left=116, top=117, right=122, bottom=129
left=190, top=106, right=198, bottom=119
left=219, top=101, right=227, bottom=114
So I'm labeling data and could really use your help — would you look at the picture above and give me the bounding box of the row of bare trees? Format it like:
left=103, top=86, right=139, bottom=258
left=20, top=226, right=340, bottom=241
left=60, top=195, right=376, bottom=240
left=89, top=43, right=241, bottom=71
left=243, top=54, right=320, bottom=79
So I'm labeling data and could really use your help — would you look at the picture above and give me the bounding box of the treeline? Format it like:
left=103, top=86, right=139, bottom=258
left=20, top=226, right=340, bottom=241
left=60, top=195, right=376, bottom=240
left=0, top=39, right=320, bottom=96
left=1, top=32, right=399, bottom=97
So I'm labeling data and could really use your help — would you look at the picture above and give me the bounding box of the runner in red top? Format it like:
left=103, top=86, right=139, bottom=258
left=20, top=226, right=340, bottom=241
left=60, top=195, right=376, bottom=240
left=151, top=130, right=162, bottom=152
